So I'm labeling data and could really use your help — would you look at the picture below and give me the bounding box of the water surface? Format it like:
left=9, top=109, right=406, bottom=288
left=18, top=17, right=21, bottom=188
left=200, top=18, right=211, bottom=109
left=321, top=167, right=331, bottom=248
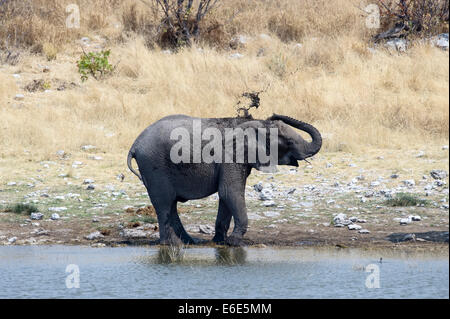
left=0, top=246, right=448, bottom=298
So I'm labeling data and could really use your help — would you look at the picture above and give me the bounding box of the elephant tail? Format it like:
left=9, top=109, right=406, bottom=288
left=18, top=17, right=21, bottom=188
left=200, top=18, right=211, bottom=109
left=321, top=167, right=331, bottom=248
left=127, top=149, right=142, bottom=181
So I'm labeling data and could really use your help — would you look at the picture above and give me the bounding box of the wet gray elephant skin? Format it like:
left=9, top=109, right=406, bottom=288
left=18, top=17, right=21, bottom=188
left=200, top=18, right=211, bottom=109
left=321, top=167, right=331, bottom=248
left=127, top=114, right=322, bottom=246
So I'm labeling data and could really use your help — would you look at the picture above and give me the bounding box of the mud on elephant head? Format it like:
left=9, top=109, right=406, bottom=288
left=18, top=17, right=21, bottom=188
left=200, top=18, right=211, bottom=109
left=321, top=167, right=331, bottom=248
left=127, top=113, right=322, bottom=246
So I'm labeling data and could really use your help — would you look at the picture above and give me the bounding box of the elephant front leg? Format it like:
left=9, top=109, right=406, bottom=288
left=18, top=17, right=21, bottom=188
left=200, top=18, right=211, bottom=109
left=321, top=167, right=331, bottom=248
left=213, top=199, right=232, bottom=244
left=218, top=186, right=248, bottom=247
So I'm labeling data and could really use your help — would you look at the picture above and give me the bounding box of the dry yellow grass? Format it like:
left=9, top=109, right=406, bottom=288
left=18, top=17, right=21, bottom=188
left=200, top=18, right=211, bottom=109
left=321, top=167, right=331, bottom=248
left=0, top=0, right=448, bottom=161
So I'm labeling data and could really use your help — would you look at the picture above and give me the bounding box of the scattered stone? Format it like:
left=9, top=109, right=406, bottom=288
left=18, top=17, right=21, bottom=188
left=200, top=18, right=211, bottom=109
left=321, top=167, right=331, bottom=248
left=416, top=151, right=425, bottom=158
left=348, top=224, right=362, bottom=230
left=30, top=213, right=44, bottom=220
left=435, top=180, right=446, bottom=187
left=359, top=229, right=370, bottom=234
left=259, top=188, right=273, bottom=201
left=442, top=145, right=449, bottom=150
left=48, top=207, right=67, bottom=212
left=287, top=188, right=296, bottom=195
left=263, top=200, right=276, bottom=207
left=86, top=184, right=95, bottom=190
left=56, top=150, right=66, bottom=158
left=7, top=182, right=17, bottom=186
left=430, top=170, right=447, bottom=180
left=410, top=215, right=421, bottom=222
left=81, top=145, right=96, bottom=151
left=253, top=182, right=263, bottom=192
left=402, top=180, right=415, bottom=188
left=14, top=94, right=25, bottom=101
left=391, top=174, right=399, bottom=179
left=199, top=225, right=214, bottom=235
left=85, top=231, right=104, bottom=240
left=50, top=213, right=60, bottom=220
left=333, top=213, right=352, bottom=226
left=72, top=161, right=83, bottom=168
left=400, top=218, right=411, bottom=225
left=88, top=156, right=103, bottom=161
left=385, top=38, right=407, bottom=52
left=229, top=53, right=244, bottom=59
left=263, top=211, right=281, bottom=218
left=8, top=237, right=17, bottom=244
left=83, top=179, right=95, bottom=184
left=431, top=33, right=449, bottom=50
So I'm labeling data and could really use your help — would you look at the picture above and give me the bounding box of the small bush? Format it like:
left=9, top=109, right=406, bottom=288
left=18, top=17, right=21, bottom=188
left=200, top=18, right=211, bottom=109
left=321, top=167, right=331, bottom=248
left=385, top=193, right=429, bottom=206
left=375, top=0, right=449, bottom=40
left=6, top=203, right=39, bottom=215
left=77, top=50, right=114, bottom=82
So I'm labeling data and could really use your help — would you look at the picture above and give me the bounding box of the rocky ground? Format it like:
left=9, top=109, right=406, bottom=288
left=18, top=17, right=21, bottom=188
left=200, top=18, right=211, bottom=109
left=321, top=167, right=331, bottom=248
left=0, top=146, right=448, bottom=249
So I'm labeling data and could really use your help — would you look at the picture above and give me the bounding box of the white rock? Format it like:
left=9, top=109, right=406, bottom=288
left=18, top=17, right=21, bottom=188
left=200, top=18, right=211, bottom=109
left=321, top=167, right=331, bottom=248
left=8, top=237, right=17, bottom=244
left=229, top=53, right=244, bottom=59
left=48, top=207, right=67, bottom=212
left=199, top=225, right=214, bottom=235
left=431, top=33, right=449, bottom=50
left=50, top=213, right=60, bottom=220
left=385, top=38, right=407, bottom=52
left=7, top=182, right=17, bottom=186
left=400, top=218, right=411, bottom=225
left=263, top=200, right=276, bottom=207
left=259, top=188, right=273, bottom=201
left=430, top=170, right=447, bottom=180
left=359, top=229, right=370, bottom=234
left=81, top=145, right=96, bottom=151
left=14, top=94, right=25, bottom=101
left=402, top=180, right=415, bottom=188
left=263, top=211, right=280, bottom=218
left=83, top=179, right=95, bottom=184
left=348, top=224, right=362, bottom=230
left=85, top=231, right=104, bottom=240
left=88, top=156, right=103, bottom=161
left=30, top=213, right=44, bottom=220
left=416, top=151, right=425, bottom=158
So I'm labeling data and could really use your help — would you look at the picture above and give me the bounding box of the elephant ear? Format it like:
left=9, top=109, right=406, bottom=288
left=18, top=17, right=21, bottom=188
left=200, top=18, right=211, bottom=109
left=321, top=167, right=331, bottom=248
left=235, top=121, right=279, bottom=173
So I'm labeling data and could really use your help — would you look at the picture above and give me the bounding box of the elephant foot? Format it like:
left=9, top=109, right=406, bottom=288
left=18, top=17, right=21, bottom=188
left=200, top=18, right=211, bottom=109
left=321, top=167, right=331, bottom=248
left=225, top=235, right=244, bottom=247
left=159, top=229, right=184, bottom=246
left=212, top=234, right=226, bottom=245
left=184, top=236, right=208, bottom=245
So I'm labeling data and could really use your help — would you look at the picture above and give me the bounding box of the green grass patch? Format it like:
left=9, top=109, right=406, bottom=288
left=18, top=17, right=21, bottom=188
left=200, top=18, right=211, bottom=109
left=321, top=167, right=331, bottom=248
left=129, top=216, right=157, bottom=224
left=385, top=193, right=429, bottom=207
left=5, top=203, right=39, bottom=215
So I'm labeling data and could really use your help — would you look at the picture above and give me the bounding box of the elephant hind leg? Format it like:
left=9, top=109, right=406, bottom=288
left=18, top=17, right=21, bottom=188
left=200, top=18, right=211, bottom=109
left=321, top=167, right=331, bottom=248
left=142, top=176, right=181, bottom=246
left=169, top=202, right=199, bottom=245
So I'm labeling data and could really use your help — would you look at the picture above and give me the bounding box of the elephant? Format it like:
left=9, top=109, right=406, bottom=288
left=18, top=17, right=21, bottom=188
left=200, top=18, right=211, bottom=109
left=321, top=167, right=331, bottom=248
left=127, top=114, right=322, bottom=246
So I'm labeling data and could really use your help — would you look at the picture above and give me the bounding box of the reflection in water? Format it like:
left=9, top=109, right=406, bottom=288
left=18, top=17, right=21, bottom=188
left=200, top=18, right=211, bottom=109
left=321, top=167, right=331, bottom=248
left=215, top=247, right=247, bottom=265
left=156, top=246, right=186, bottom=264
left=152, top=246, right=247, bottom=265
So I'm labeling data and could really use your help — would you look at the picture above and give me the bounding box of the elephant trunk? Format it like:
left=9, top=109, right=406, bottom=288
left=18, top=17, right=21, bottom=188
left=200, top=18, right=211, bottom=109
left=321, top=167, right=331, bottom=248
left=267, top=114, right=322, bottom=159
